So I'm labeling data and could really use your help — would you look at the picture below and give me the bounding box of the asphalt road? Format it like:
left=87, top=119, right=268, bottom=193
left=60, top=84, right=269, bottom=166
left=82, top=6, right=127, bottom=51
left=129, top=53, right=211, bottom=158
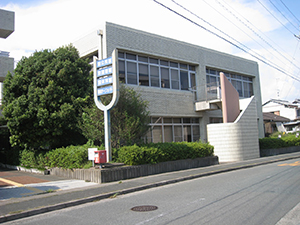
left=4, top=158, right=300, bottom=225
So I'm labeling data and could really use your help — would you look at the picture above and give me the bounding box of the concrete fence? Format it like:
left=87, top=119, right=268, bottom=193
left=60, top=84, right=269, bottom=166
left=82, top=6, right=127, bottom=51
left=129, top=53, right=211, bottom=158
left=50, top=156, right=219, bottom=183
left=260, top=146, right=300, bottom=157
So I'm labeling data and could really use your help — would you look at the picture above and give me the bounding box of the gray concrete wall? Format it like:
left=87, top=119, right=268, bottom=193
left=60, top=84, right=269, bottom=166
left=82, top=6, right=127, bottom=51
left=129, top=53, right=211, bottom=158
left=0, top=9, right=14, bottom=38
left=0, top=56, right=14, bottom=81
left=260, top=146, right=300, bottom=157
left=50, top=156, right=219, bottom=183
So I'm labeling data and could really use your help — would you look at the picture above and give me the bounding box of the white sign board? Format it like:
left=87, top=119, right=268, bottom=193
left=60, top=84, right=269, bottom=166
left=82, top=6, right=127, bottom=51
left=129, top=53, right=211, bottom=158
left=88, top=148, right=97, bottom=161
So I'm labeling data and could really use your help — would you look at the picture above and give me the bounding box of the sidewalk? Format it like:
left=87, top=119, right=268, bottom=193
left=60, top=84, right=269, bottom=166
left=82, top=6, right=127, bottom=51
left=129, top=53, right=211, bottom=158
left=1, top=152, right=300, bottom=223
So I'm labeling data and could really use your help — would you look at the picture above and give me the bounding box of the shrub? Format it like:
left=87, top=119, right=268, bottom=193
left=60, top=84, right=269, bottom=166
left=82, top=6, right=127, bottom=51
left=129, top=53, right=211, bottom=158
left=117, top=142, right=214, bottom=165
left=18, top=144, right=102, bottom=169
left=259, top=132, right=300, bottom=149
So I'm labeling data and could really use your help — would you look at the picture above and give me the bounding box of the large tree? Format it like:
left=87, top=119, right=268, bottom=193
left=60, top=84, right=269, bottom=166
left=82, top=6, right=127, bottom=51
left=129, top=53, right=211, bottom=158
left=80, top=85, right=150, bottom=148
left=2, top=45, right=92, bottom=149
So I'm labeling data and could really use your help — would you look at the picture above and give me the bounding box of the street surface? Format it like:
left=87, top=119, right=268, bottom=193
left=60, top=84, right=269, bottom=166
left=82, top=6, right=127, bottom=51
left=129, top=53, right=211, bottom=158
left=0, top=169, right=98, bottom=201
left=3, top=158, right=300, bottom=225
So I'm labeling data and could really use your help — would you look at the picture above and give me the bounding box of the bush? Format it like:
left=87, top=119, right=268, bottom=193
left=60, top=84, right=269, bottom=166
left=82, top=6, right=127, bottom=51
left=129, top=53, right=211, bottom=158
left=116, top=142, right=214, bottom=165
left=18, top=144, right=103, bottom=169
left=259, top=132, right=300, bottom=149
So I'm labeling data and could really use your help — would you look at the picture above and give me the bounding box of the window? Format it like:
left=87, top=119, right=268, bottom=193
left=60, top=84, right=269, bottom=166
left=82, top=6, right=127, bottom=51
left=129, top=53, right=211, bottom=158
left=139, top=64, right=149, bottom=86
left=171, top=69, right=179, bottom=90
left=206, top=68, right=253, bottom=98
left=146, top=117, right=200, bottom=143
left=161, top=67, right=170, bottom=88
left=180, top=71, right=189, bottom=90
left=150, top=66, right=159, bottom=87
left=127, top=62, right=137, bottom=84
left=119, top=60, right=125, bottom=83
left=118, top=52, right=196, bottom=91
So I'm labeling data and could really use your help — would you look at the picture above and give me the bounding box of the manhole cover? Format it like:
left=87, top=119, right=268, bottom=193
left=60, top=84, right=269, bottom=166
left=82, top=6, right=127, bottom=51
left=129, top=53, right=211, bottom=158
left=131, top=205, right=158, bottom=212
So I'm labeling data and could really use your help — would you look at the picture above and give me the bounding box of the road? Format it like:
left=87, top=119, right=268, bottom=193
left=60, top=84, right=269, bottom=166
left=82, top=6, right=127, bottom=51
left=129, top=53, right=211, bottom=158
left=3, top=158, right=300, bottom=225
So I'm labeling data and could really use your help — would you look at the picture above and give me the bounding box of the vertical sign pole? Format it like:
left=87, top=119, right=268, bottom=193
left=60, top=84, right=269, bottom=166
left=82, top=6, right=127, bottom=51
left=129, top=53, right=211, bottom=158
left=104, top=108, right=112, bottom=162
left=94, top=49, right=119, bottom=164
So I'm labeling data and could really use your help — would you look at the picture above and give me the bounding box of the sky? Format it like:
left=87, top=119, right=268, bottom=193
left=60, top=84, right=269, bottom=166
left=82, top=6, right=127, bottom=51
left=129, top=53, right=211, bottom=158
left=1, top=0, right=300, bottom=104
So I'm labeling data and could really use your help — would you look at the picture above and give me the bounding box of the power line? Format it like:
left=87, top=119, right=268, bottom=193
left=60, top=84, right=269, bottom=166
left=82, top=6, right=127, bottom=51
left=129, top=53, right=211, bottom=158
left=215, top=0, right=300, bottom=72
left=279, top=0, right=300, bottom=26
left=257, top=0, right=297, bottom=36
left=152, top=0, right=300, bottom=83
left=268, top=0, right=299, bottom=32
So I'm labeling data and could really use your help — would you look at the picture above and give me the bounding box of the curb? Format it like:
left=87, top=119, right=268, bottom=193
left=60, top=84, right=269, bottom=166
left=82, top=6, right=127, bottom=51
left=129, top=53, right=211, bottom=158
left=1, top=153, right=300, bottom=223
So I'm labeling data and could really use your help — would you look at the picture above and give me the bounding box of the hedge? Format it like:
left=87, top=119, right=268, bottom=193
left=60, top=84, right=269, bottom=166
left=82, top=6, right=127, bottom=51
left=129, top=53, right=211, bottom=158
left=259, top=133, right=300, bottom=149
left=117, top=142, right=214, bottom=165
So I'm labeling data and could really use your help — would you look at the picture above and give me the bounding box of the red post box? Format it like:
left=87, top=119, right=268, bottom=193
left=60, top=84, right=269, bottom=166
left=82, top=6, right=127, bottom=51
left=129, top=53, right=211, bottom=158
left=94, top=150, right=107, bottom=164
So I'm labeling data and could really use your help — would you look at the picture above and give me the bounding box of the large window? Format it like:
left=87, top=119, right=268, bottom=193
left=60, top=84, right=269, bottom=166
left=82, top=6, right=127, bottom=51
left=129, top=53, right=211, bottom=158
left=119, top=52, right=196, bottom=91
left=144, top=117, right=200, bottom=143
left=206, top=68, right=253, bottom=98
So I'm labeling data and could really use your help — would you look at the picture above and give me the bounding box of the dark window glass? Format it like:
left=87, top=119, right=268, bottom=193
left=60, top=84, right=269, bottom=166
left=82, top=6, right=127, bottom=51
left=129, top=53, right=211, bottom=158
left=160, top=60, right=168, bottom=66
left=192, top=125, right=200, bottom=142
left=180, top=63, right=188, bottom=69
left=171, top=69, right=179, bottom=89
left=180, top=71, right=189, bottom=90
left=190, top=73, right=196, bottom=88
left=150, top=58, right=159, bottom=64
left=163, top=118, right=172, bottom=123
left=119, top=60, right=125, bottom=83
left=138, top=56, right=148, bottom=62
left=183, top=118, right=190, bottom=123
left=189, top=65, right=196, bottom=71
left=170, top=62, right=178, bottom=68
left=127, top=62, right=137, bottom=84
left=209, top=69, right=217, bottom=75
left=161, top=67, right=170, bottom=88
left=139, top=64, right=149, bottom=86
left=126, top=53, right=136, bottom=60
left=118, top=52, right=125, bottom=58
left=150, top=66, right=159, bottom=87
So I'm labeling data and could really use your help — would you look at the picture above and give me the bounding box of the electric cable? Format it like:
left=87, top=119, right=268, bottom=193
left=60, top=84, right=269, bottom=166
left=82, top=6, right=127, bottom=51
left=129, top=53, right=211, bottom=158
left=152, top=0, right=300, bottom=82
left=215, top=0, right=300, bottom=72
left=279, top=0, right=300, bottom=26
left=257, top=0, right=297, bottom=36
left=268, top=0, right=299, bottom=32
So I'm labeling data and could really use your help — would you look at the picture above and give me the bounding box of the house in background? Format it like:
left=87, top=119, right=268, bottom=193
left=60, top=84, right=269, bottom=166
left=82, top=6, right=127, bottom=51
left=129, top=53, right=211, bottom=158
left=263, top=99, right=300, bottom=134
left=73, top=22, right=264, bottom=162
left=263, top=112, right=290, bottom=136
left=263, top=99, right=300, bottom=120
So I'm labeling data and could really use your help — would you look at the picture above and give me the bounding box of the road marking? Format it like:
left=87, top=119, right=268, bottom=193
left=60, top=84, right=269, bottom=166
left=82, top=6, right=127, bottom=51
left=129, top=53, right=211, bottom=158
left=278, top=161, right=300, bottom=167
left=0, top=178, right=24, bottom=187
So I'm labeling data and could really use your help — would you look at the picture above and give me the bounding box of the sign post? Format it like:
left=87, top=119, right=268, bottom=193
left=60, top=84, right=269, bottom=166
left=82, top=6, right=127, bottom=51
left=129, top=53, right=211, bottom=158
left=93, top=49, right=119, bottom=162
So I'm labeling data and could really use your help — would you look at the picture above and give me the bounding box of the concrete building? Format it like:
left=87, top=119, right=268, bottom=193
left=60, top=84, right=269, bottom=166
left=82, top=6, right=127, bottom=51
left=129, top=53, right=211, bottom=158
left=0, top=8, right=15, bottom=111
left=74, top=22, right=264, bottom=161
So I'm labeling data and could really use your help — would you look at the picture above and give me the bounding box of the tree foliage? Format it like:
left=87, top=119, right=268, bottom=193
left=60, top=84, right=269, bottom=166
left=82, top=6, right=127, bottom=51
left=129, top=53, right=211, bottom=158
left=2, top=45, right=92, bottom=149
left=80, top=85, right=150, bottom=148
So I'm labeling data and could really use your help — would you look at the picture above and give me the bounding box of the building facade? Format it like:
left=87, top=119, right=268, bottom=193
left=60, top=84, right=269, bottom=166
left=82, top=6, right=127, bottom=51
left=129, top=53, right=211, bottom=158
left=74, top=22, right=264, bottom=144
left=0, top=8, right=15, bottom=113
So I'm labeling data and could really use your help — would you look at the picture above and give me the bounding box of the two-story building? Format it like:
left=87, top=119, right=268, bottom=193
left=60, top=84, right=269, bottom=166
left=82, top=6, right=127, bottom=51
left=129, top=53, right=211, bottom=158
left=74, top=22, right=264, bottom=161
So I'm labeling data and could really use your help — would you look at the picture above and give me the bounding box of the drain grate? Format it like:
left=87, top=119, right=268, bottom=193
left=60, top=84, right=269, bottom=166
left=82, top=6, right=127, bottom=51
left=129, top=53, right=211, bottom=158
left=131, top=205, right=158, bottom=212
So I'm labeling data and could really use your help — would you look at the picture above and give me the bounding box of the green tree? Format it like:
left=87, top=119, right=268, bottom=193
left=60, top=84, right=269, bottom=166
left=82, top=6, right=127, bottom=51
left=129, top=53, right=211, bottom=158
left=80, top=85, right=150, bottom=148
left=2, top=45, right=92, bottom=149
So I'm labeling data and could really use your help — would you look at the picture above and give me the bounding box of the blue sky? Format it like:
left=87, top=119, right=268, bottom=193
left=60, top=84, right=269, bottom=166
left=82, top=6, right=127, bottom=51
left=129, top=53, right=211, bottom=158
left=1, top=0, right=300, bottom=103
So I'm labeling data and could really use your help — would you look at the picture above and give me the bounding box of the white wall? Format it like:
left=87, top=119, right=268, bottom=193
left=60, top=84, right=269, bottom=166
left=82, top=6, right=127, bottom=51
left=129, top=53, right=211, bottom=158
left=207, top=96, right=260, bottom=162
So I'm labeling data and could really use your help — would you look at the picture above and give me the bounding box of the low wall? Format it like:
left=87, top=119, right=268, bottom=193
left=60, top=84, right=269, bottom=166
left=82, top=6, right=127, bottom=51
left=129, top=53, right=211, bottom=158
left=50, top=156, right=219, bottom=183
left=260, top=146, right=300, bottom=157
